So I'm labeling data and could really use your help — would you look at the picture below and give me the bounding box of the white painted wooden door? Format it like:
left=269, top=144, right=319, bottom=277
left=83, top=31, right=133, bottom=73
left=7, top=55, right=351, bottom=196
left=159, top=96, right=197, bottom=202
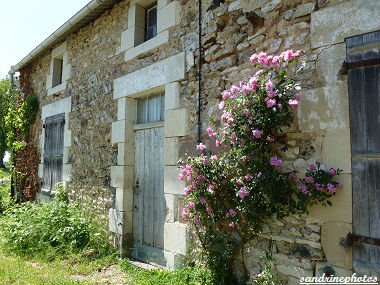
left=133, top=125, right=165, bottom=264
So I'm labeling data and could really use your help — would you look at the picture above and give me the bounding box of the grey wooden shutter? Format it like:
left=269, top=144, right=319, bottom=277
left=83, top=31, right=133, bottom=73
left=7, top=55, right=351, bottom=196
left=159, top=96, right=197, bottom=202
left=347, top=31, right=380, bottom=277
left=42, top=113, right=65, bottom=194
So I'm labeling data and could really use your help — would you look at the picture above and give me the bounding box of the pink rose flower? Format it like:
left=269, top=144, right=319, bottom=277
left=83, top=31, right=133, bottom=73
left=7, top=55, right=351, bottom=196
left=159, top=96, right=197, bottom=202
left=243, top=109, right=250, bottom=115
left=329, top=168, right=337, bottom=175
left=238, top=187, right=249, bottom=199
left=236, top=178, right=243, bottom=185
left=188, top=201, right=195, bottom=209
left=270, top=156, right=282, bottom=169
left=228, top=209, right=236, bottom=217
left=289, top=173, right=297, bottom=180
left=252, top=129, right=263, bottom=138
left=219, top=101, right=225, bottom=109
left=230, top=133, right=237, bottom=142
left=206, top=207, right=213, bottom=215
left=242, top=85, right=253, bottom=94
left=309, top=164, right=316, bottom=172
left=256, top=69, right=264, bottom=76
left=216, top=140, right=221, bottom=147
left=198, top=175, right=206, bottom=181
left=305, top=176, right=314, bottom=183
left=211, top=155, right=218, bottom=162
left=288, top=99, right=299, bottom=109
left=266, top=98, right=276, bottom=108
left=277, top=103, right=283, bottom=110
left=230, top=85, right=240, bottom=94
left=327, top=183, right=336, bottom=193
left=182, top=208, right=189, bottom=218
left=194, top=219, right=201, bottom=226
left=222, top=90, right=232, bottom=99
left=257, top=172, right=262, bottom=178
left=184, top=186, right=191, bottom=196
left=245, top=174, right=253, bottom=181
left=197, top=143, right=206, bottom=151
left=199, top=197, right=206, bottom=203
left=265, top=80, right=274, bottom=91
left=229, top=222, right=235, bottom=228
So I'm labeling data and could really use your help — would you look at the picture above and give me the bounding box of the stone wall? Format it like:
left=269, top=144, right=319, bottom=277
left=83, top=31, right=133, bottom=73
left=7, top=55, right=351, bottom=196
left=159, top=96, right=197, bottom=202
left=18, top=0, right=380, bottom=282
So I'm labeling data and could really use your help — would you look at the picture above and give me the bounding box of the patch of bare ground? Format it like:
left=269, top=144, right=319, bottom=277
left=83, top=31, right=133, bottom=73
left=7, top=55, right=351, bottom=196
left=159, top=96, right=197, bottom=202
left=72, top=264, right=129, bottom=285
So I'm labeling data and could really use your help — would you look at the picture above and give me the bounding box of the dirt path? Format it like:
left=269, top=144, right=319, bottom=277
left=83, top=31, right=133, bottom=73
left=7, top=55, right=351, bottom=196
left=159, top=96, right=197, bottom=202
left=71, top=264, right=129, bottom=285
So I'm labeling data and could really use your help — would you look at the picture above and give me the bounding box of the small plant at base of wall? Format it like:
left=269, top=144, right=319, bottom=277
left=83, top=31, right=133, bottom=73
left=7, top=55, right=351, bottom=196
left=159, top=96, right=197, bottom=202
left=178, top=50, right=342, bottom=284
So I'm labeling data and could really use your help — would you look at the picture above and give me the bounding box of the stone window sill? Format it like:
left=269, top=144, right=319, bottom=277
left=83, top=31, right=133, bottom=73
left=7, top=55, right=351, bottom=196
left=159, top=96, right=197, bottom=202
left=47, top=81, right=67, bottom=96
left=124, top=30, right=169, bottom=62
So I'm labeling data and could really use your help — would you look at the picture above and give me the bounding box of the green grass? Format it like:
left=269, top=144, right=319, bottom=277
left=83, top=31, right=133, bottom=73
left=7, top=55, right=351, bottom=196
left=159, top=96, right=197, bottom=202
left=120, top=259, right=213, bottom=285
left=0, top=246, right=119, bottom=285
left=0, top=166, right=11, bottom=179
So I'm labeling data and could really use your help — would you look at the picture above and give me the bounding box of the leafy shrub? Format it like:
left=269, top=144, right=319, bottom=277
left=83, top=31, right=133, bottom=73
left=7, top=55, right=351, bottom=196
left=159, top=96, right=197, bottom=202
left=250, top=251, right=284, bottom=285
left=0, top=184, right=111, bottom=256
left=121, top=259, right=213, bottom=285
left=0, top=169, right=13, bottom=215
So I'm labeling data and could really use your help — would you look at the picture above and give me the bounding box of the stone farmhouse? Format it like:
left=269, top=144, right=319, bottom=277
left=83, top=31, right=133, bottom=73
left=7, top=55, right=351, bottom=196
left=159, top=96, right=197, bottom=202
left=9, top=0, right=380, bottom=282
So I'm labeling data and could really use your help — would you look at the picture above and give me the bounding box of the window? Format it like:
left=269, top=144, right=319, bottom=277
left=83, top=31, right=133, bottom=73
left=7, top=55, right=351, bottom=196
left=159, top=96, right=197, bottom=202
left=137, top=92, right=165, bottom=124
left=52, top=57, right=63, bottom=87
left=145, top=2, right=157, bottom=41
left=42, top=113, right=65, bottom=193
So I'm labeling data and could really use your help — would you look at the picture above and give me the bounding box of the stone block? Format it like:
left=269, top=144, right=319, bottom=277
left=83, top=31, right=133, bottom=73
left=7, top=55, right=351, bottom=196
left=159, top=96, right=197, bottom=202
left=64, top=130, right=71, bottom=147
left=115, top=188, right=134, bottom=212
left=38, top=164, right=43, bottom=178
left=308, top=174, right=352, bottom=223
left=114, top=53, right=185, bottom=99
left=118, top=142, right=135, bottom=166
left=61, top=64, right=71, bottom=82
left=316, top=261, right=352, bottom=277
left=165, top=194, right=177, bottom=222
left=164, top=137, right=179, bottom=166
left=47, top=81, right=67, bottom=96
left=111, top=165, right=134, bottom=188
left=164, top=165, right=185, bottom=195
left=120, top=28, right=134, bottom=51
left=111, top=120, right=133, bottom=144
left=322, top=128, right=351, bottom=174
left=321, top=222, right=352, bottom=269
left=164, top=222, right=187, bottom=254
left=128, top=3, right=145, bottom=28
left=51, top=41, right=67, bottom=58
left=316, top=43, right=346, bottom=85
left=157, top=0, right=171, bottom=9
left=164, top=108, right=188, bottom=137
left=298, top=83, right=349, bottom=131
left=276, top=264, right=313, bottom=279
left=157, top=1, right=180, bottom=33
left=164, top=82, right=180, bottom=110
left=293, top=3, right=315, bottom=18
left=124, top=30, right=169, bottom=61
left=164, top=251, right=184, bottom=270
left=109, top=208, right=133, bottom=235
left=311, top=0, right=380, bottom=48
left=117, top=97, right=137, bottom=121
left=62, top=164, right=71, bottom=182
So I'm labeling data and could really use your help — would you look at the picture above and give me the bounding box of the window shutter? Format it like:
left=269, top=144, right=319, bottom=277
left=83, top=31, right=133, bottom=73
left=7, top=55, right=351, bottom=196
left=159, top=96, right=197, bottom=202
left=42, top=113, right=65, bottom=194
left=347, top=31, right=380, bottom=276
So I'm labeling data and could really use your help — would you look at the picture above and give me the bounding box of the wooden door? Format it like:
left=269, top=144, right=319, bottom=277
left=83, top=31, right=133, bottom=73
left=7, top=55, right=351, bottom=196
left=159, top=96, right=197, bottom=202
left=347, top=31, right=380, bottom=277
left=132, top=124, right=165, bottom=265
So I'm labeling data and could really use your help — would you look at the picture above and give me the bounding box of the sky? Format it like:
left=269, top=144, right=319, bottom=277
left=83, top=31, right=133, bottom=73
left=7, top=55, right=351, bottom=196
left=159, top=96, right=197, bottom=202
left=0, top=0, right=91, bottom=79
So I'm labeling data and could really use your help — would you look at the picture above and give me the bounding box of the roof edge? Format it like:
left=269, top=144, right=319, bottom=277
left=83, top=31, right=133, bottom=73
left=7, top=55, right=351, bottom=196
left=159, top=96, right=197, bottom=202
left=10, top=0, right=118, bottom=74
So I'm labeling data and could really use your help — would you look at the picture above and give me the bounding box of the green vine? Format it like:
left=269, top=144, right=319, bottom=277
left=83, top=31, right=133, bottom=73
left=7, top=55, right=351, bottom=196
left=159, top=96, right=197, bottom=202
left=178, top=50, right=342, bottom=284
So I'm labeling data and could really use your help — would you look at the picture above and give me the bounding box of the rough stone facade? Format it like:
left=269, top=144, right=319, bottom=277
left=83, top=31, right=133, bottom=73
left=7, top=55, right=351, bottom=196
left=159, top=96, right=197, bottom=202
left=17, top=0, right=380, bottom=282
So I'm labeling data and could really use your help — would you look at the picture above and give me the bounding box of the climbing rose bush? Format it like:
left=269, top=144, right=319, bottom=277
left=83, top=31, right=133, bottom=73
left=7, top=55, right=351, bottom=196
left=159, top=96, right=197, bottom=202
left=178, top=50, right=342, bottom=284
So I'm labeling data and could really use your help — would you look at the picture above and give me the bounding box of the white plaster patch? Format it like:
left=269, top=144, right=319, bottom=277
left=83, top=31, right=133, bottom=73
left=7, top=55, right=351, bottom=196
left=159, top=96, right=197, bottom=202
left=311, top=0, right=380, bottom=48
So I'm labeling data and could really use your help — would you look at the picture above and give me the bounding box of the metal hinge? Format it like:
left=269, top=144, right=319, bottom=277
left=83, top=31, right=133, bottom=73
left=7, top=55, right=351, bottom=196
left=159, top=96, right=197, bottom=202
left=346, top=232, right=380, bottom=247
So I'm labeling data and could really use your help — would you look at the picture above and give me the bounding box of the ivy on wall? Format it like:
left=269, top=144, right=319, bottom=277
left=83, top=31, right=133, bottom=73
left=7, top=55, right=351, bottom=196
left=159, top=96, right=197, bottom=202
left=178, top=50, right=342, bottom=284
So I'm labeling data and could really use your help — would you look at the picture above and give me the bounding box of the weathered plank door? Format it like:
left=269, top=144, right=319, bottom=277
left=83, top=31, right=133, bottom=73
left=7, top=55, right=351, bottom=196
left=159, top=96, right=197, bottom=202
left=132, top=93, right=165, bottom=266
left=347, top=31, right=380, bottom=277
left=41, top=113, right=65, bottom=201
